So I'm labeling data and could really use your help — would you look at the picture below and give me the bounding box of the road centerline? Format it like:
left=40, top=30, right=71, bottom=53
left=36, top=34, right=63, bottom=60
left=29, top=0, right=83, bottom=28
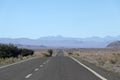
left=34, top=68, right=39, bottom=71
left=40, top=65, right=43, bottom=67
left=25, top=74, right=32, bottom=78
left=43, top=62, right=46, bottom=65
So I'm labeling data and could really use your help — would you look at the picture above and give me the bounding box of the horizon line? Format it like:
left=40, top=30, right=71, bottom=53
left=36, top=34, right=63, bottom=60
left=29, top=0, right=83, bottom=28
left=0, top=35, right=120, bottom=39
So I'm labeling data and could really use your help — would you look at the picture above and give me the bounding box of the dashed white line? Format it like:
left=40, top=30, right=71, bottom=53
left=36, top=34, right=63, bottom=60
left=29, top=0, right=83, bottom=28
left=70, top=57, right=107, bottom=80
left=40, top=65, right=43, bottom=67
left=43, top=62, right=46, bottom=64
left=46, top=60, right=50, bottom=63
left=25, top=74, right=32, bottom=78
left=34, top=68, right=39, bottom=71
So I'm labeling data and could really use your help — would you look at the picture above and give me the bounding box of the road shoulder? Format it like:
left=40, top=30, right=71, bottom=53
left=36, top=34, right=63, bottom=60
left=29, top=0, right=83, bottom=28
left=71, top=56, right=120, bottom=80
left=0, top=57, right=38, bottom=69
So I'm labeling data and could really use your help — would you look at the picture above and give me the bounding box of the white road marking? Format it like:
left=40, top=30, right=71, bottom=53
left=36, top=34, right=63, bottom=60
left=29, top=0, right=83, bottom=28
left=46, top=60, right=49, bottom=63
left=40, top=65, right=43, bottom=67
left=46, top=60, right=50, bottom=63
left=70, top=57, right=107, bottom=80
left=0, top=57, right=38, bottom=69
left=25, top=74, right=32, bottom=78
left=34, top=68, right=39, bottom=71
left=43, top=62, right=46, bottom=64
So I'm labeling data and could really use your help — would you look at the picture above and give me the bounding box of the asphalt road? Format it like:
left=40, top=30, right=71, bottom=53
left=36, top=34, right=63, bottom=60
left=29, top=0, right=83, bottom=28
left=0, top=51, right=120, bottom=80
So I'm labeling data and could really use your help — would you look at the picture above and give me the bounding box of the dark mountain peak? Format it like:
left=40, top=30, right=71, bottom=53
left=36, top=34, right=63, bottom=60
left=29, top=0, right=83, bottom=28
left=107, top=41, right=120, bottom=48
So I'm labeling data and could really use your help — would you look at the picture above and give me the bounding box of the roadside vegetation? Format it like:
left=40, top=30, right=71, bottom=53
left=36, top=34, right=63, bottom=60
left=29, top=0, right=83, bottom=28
left=47, top=49, right=53, bottom=56
left=42, top=49, right=53, bottom=57
left=0, top=44, right=34, bottom=66
left=34, top=49, right=53, bottom=57
left=66, top=48, right=120, bottom=75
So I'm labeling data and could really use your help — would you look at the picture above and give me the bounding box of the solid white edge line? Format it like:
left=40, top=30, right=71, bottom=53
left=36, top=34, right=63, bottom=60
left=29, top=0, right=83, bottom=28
left=0, top=57, right=38, bottom=69
left=25, top=74, right=32, bottom=78
left=70, top=57, right=107, bottom=80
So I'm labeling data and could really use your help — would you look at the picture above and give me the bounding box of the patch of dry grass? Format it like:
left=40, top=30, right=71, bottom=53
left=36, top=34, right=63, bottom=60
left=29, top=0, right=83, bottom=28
left=65, top=48, right=120, bottom=74
left=34, top=49, right=56, bottom=57
left=0, top=55, right=35, bottom=66
left=34, top=49, right=48, bottom=57
left=0, top=49, right=52, bottom=67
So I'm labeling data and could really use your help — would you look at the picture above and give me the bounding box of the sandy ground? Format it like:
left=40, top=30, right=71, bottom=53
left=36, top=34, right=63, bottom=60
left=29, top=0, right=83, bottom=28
left=65, top=48, right=120, bottom=74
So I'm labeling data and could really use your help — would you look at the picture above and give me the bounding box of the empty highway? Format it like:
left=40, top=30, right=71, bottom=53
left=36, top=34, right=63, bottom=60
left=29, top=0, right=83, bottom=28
left=0, top=50, right=120, bottom=80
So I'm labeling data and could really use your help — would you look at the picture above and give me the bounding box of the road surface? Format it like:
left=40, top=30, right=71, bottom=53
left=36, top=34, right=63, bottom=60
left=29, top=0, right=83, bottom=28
left=0, top=50, right=120, bottom=80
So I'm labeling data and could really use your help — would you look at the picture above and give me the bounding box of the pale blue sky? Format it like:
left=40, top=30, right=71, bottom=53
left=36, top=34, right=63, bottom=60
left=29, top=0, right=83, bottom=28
left=0, top=0, right=120, bottom=39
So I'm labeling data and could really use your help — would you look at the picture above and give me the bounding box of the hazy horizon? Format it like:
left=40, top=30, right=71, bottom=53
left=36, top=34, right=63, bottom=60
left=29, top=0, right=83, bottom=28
left=0, top=0, right=120, bottom=39
left=0, top=35, right=120, bottom=39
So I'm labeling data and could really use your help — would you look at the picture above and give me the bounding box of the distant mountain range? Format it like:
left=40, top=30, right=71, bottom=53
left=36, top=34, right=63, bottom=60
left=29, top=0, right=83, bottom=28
left=107, top=41, right=120, bottom=48
left=0, top=36, right=120, bottom=48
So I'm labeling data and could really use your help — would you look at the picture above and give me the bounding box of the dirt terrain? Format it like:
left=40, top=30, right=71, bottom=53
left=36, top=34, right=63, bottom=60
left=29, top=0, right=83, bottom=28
left=65, top=48, right=120, bottom=74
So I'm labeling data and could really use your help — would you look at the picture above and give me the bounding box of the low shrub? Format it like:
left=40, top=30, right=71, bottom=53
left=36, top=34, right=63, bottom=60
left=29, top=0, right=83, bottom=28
left=68, top=52, right=73, bottom=55
left=0, top=44, right=34, bottom=58
left=47, top=49, right=53, bottom=57
left=20, top=49, right=34, bottom=57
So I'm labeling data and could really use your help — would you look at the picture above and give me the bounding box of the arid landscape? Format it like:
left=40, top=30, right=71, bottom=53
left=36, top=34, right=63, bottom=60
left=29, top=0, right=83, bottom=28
left=65, top=48, right=120, bottom=74
left=33, top=48, right=120, bottom=75
left=1, top=0, right=120, bottom=79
